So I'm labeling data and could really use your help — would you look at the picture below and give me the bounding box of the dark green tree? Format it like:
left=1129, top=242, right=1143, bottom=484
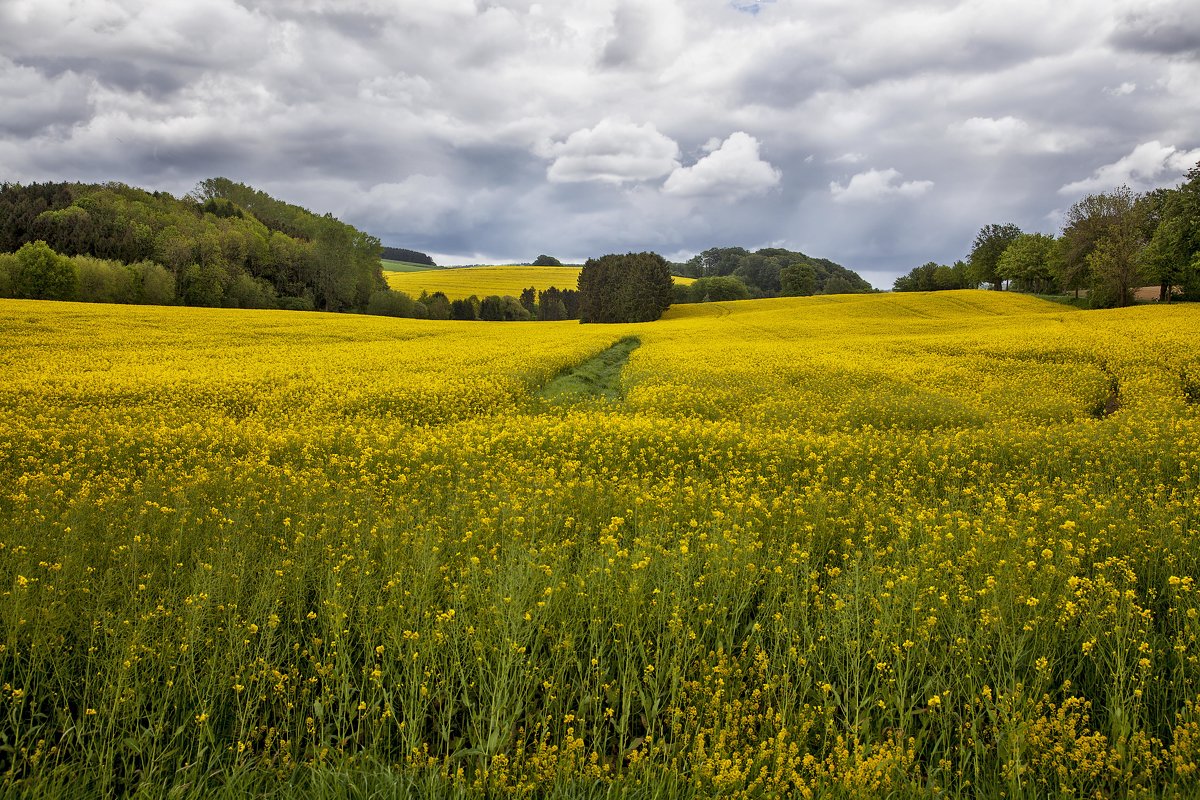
left=780, top=262, right=817, bottom=296
left=519, top=286, right=537, bottom=316
left=578, top=252, right=673, bottom=323
left=532, top=254, right=562, bottom=266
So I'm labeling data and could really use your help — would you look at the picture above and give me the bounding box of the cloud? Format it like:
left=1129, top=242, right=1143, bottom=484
left=830, top=168, right=933, bottom=204
left=1, top=0, right=1199, bottom=286
left=949, top=116, right=1081, bottom=155
left=541, top=119, right=680, bottom=185
left=1059, top=141, right=1200, bottom=194
left=601, top=0, right=685, bottom=70
left=662, top=132, right=780, bottom=198
left=1111, top=1, right=1200, bottom=58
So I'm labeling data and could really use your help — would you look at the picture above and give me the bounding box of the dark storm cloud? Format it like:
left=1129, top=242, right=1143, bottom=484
left=2, top=0, right=1199, bottom=282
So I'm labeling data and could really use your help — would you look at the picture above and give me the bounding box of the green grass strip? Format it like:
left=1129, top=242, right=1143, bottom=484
left=539, top=336, right=641, bottom=402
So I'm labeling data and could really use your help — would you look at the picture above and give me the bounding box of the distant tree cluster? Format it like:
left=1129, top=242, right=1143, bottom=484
left=363, top=285, right=582, bottom=323
left=531, top=254, right=562, bottom=266
left=578, top=252, right=674, bottom=323
left=894, top=160, right=1200, bottom=307
left=381, top=246, right=436, bottom=266
left=675, top=246, right=872, bottom=299
left=0, top=178, right=384, bottom=312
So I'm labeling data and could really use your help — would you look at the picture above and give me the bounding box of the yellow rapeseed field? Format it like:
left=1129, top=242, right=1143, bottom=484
left=384, top=264, right=693, bottom=299
left=1, top=291, right=1198, bottom=798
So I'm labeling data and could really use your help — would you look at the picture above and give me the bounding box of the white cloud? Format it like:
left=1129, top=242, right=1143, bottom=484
left=1106, top=82, right=1137, bottom=96
left=949, top=116, right=1080, bottom=155
left=829, top=168, right=933, bottom=203
left=663, top=132, right=780, bottom=198
left=830, top=152, right=866, bottom=164
left=601, top=0, right=686, bottom=70
left=1059, top=141, right=1200, bottom=194
left=542, top=119, right=680, bottom=184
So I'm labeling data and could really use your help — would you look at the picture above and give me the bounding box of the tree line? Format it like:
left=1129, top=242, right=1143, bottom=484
left=0, top=179, right=384, bottom=311
left=674, top=246, right=873, bottom=301
left=894, top=160, right=1200, bottom=307
left=381, top=246, right=436, bottom=266
left=365, top=285, right=583, bottom=322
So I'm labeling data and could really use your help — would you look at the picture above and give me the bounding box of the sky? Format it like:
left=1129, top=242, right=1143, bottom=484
left=2, top=1, right=1199, bottom=288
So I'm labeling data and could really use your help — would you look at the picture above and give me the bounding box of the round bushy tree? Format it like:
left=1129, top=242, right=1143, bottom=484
left=11, top=240, right=76, bottom=300
left=578, top=251, right=673, bottom=323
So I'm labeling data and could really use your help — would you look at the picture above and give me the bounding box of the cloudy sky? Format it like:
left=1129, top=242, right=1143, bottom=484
left=2, top=0, right=1199, bottom=286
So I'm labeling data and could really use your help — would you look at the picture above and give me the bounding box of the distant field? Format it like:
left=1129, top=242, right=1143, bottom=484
left=385, top=264, right=695, bottom=299
left=380, top=258, right=436, bottom=272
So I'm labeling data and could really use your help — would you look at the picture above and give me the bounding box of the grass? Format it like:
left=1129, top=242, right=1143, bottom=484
left=380, top=259, right=437, bottom=272
left=539, top=337, right=641, bottom=402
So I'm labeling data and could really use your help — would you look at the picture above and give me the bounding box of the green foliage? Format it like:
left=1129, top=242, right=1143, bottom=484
left=11, top=240, right=76, bottom=300
left=893, top=260, right=973, bottom=292
left=420, top=291, right=452, bottom=320
left=0, top=252, right=13, bottom=296
left=780, top=261, right=817, bottom=296
left=578, top=252, right=673, bottom=323
left=366, top=289, right=417, bottom=318
left=224, top=273, right=278, bottom=309
left=381, top=246, right=436, bottom=266
left=532, top=254, right=562, bottom=266
left=997, top=233, right=1057, bottom=293
left=133, top=261, right=177, bottom=306
left=968, top=223, right=1023, bottom=290
left=678, top=275, right=752, bottom=303
left=0, top=179, right=383, bottom=312
left=536, top=286, right=578, bottom=321
left=539, top=336, right=641, bottom=402
left=450, top=296, right=479, bottom=321
left=684, top=246, right=871, bottom=296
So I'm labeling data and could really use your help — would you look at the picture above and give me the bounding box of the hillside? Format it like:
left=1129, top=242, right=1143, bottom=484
left=2, top=290, right=1198, bottom=796
left=0, top=178, right=383, bottom=311
left=679, top=245, right=874, bottom=295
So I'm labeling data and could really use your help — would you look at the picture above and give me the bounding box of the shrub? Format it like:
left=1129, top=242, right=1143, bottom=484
left=11, top=240, right=76, bottom=300
left=367, top=289, right=416, bottom=318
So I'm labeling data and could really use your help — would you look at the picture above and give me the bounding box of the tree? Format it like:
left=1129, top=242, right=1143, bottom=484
left=733, top=254, right=782, bottom=293
left=1087, top=197, right=1148, bottom=308
left=997, top=233, right=1056, bottom=293
left=968, top=223, right=1022, bottom=290
left=519, top=286, right=537, bottom=316
left=450, top=297, right=478, bottom=321
left=781, top=262, right=817, bottom=296
left=578, top=252, right=673, bottom=323
left=686, top=275, right=751, bottom=302
left=11, top=240, right=76, bottom=300
left=1056, top=189, right=1136, bottom=297
left=479, top=295, right=505, bottom=321
left=532, top=254, right=562, bottom=266
left=366, top=289, right=415, bottom=317
left=538, top=287, right=568, bottom=320
left=1141, top=163, right=1200, bottom=300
